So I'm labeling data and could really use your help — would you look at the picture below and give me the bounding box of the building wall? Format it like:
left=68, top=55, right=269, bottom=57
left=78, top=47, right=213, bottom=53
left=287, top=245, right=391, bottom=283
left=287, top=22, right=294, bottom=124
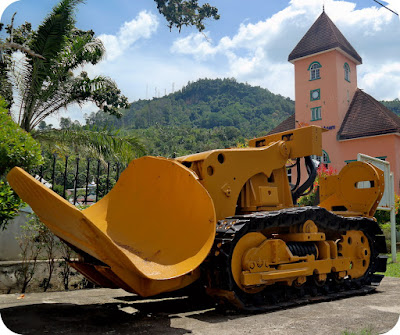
left=289, top=133, right=400, bottom=199
left=335, top=51, right=358, bottom=123
left=293, top=49, right=358, bottom=172
left=339, top=134, right=400, bottom=194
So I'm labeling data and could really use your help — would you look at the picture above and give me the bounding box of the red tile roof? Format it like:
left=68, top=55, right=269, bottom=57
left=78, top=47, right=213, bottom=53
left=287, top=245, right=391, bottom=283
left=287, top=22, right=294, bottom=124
left=267, top=114, right=295, bottom=135
left=288, top=11, right=362, bottom=64
left=338, top=89, right=400, bottom=140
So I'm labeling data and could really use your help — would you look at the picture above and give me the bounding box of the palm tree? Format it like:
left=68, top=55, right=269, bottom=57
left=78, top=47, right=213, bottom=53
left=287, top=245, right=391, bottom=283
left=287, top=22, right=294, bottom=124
left=0, top=0, right=144, bottom=161
left=7, top=0, right=128, bottom=133
left=34, top=127, right=146, bottom=165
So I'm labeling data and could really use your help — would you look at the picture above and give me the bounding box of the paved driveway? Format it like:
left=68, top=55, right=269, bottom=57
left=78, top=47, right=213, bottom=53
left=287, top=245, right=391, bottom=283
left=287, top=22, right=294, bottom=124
left=1, top=277, right=400, bottom=334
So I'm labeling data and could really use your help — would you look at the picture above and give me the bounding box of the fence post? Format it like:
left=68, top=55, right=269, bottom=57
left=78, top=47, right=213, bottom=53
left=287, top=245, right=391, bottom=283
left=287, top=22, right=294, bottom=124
left=73, top=157, right=80, bottom=205
left=63, top=156, right=69, bottom=199
left=95, top=160, right=101, bottom=203
left=116, top=162, right=120, bottom=181
left=106, top=162, right=110, bottom=193
left=85, top=158, right=90, bottom=205
left=51, top=153, right=57, bottom=190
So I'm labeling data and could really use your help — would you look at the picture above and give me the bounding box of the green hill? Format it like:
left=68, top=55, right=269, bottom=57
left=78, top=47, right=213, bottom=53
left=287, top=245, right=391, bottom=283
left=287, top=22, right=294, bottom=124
left=381, top=99, right=400, bottom=116
left=85, top=78, right=295, bottom=156
left=84, top=79, right=400, bottom=157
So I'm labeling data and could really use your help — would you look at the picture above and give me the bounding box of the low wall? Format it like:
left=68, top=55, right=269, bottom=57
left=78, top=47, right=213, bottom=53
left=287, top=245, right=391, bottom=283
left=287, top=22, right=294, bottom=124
left=0, top=260, right=87, bottom=294
left=0, top=207, right=32, bottom=261
left=0, top=207, right=65, bottom=261
left=0, top=208, right=87, bottom=293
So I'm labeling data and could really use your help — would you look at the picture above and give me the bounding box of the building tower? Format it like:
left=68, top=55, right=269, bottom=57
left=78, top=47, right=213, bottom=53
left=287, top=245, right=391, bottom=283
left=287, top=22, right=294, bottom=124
left=269, top=10, right=400, bottom=193
left=288, top=10, right=361, bottom=167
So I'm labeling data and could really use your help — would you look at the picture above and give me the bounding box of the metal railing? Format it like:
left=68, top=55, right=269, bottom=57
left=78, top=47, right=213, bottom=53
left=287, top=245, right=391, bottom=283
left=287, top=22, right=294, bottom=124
left=33, top=155, right=127, bottom=206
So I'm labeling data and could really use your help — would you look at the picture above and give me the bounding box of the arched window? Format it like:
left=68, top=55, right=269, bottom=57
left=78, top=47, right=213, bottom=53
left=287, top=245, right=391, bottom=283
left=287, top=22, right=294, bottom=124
left=312, top=150, right=330, bottom=168
left=344, top=63, right=350, bottom=82
left=308, top=61, right=321, bottom=81
left=322, top=150, right=330, bottom=165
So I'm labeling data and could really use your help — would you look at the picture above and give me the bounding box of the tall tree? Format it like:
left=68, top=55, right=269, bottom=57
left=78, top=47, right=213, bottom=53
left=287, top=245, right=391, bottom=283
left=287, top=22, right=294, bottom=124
left=4, top=0, right=128, bottom=132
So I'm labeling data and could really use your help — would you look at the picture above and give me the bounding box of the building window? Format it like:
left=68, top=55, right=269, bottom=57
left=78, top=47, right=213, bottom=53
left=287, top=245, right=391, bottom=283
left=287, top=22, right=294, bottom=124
left=312, top=150, right=330, bottom=168
left=308, top=61, right=321, bottom=81
left=287, top=168, right=292, bottom=184
left=322, top=150, right=331, bottom=164
left=311, top=107, right=321, bottom=121
left=344, top=63, right=350, bottom=82
left=310, top=89, right=320, bottom=101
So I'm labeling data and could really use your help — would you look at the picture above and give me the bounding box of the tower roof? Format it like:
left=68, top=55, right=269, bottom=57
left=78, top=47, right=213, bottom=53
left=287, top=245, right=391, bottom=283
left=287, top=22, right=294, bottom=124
left=338, top=89, right=400, bottom=140
left=288, top=11, right=362, bottom=64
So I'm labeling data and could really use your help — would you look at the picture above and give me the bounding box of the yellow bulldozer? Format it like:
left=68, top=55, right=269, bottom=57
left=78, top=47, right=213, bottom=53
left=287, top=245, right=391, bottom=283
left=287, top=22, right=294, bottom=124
left=7, top=125, right=387, bottom=310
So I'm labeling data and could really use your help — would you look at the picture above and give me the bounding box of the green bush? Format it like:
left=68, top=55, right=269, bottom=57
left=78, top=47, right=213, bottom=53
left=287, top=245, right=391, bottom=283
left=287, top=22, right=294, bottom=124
left=0, top=97, right=43, bottom=229
left=0, top=180, right=24, bottom=230
left=374, top=194, right=400, bottom=230
left=0, top=98, right=43, bottom=177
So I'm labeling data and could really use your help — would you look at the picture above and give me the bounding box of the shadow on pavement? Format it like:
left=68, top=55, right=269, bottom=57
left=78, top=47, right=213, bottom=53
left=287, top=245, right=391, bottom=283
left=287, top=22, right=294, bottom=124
left=1, top=293, right=240, bottom=335
left=1, top=301, right=193, bottom=335
left=2, top=288, right=383, bottom=334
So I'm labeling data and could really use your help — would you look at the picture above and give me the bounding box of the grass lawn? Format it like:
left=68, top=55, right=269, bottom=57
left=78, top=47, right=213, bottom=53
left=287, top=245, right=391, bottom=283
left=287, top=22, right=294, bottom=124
left=342, top=329, right=376, bottom=335
left=377, top=252, right=400, bottom=277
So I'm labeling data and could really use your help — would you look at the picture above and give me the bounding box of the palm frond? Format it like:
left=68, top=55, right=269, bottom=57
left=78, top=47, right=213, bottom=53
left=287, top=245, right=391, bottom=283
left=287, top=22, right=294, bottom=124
left=32, top=128, right=146, bottom=164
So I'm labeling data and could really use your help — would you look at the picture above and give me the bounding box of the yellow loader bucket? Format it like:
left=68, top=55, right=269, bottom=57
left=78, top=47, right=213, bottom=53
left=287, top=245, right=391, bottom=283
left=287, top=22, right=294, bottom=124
left=7, top=157, right=216, bottom=296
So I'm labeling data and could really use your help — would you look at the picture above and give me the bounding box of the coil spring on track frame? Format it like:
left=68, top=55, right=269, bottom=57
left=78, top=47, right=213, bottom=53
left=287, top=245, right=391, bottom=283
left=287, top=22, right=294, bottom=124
left=287, top=242, right=318, bottom=258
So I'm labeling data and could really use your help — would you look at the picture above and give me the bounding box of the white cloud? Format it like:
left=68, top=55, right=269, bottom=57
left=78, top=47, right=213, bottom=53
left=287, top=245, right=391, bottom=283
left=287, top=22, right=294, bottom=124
left=172, top=33, right=217, bottom=60
left=360, top=62, right=400, bottom=100
left=98, top=11, right=159, bottom=61
left=59, top=0, right=400, bottom=125
left=171, top=0, right=400, bottom=100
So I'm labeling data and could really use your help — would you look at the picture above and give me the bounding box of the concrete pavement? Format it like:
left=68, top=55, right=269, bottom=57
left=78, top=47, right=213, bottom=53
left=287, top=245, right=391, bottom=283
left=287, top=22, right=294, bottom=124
left=1, top=277, right=400, bottom=334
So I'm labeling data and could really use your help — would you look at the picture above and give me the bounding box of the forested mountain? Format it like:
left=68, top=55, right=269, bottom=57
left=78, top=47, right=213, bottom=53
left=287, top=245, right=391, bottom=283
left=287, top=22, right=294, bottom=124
left=85, top=78, right=295, bottom=156
left=84, top=78, right=400, bottom=157
left=86, top=78, right=294, bottom=135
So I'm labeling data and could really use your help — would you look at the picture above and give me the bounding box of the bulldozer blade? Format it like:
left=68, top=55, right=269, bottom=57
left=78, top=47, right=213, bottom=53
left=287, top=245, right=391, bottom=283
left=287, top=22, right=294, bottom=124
left=7, top=157, right=216, bottom=296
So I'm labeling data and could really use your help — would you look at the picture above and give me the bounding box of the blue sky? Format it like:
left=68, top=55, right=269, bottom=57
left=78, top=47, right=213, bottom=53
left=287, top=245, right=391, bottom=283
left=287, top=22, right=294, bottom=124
left=1, top=0, right=400, bottom=126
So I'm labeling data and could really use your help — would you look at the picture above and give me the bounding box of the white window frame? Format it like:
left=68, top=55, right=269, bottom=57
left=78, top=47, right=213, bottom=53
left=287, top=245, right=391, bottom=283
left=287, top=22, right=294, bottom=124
left=310, top=63, right=321, bottom=80
left=311, top=107, right=321, bottom=121
left=344, top=63, right=350, bottom=82
left=287, top=167, right=292, bottom=184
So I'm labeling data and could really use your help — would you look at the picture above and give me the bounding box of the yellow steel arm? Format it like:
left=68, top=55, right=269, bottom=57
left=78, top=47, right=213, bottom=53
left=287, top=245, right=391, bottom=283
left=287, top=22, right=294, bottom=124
left=248, top=126, right=327, bottom=159
left=176, top=126, right=325, bottom=220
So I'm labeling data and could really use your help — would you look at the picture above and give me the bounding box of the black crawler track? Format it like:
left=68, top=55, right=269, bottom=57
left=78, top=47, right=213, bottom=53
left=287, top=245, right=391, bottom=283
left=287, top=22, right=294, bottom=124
left=204, top=206, right=388, bottom=312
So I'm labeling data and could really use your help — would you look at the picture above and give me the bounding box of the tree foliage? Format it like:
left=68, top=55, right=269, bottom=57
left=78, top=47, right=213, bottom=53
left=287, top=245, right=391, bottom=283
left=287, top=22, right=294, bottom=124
left=34, top=127, right=146, bottom=164
left=0, top=98, right=43, bottom=178
left=0, top=181, right=23, bottom=231
left=381, top=98, right=400, bottom=116
left=155, top=0, right=219, bottom=32
left=85, top=78, right=295, bottom=156
left=4, top=0, right=129, bottom=132
left=0, top=97, right=43, bottom=230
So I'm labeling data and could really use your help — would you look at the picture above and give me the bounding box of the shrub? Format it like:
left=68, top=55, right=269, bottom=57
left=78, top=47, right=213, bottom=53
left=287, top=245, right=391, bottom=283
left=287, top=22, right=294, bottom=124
left=297, top=164, right=337, bottom=206
left=15, top=215, right=44, bottom=293
left=0, top=180, right=24, bottom=230
left=375, top=194, right=400, bottom=229
left=0, top=97, right=43, bottom=229
left=0, top=97, right=43, bottom=177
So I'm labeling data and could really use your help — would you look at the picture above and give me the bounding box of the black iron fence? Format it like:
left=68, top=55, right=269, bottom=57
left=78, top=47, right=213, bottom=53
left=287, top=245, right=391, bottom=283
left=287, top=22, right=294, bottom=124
left=32, top=155, right=127, bottom=206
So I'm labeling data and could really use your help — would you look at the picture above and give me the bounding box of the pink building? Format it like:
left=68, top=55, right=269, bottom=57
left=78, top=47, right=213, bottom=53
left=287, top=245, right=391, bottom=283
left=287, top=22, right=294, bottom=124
left=269, top=11, right=400, bottom=194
